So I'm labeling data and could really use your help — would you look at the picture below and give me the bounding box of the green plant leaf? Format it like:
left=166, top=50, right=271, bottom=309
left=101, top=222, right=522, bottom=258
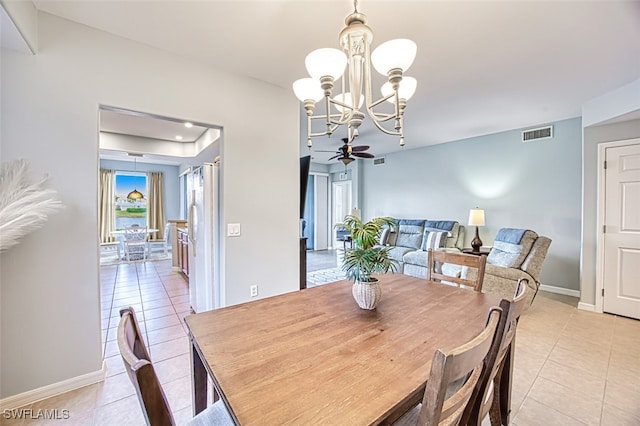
left=336, top=216, right=397, bottom=282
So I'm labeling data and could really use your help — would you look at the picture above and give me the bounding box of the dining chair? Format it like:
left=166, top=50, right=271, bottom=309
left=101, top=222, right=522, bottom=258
left=124, top=225, right=148, bottom=262
left=148, top=222, right=171, bottom=256
left=427, top=248, right=487, bottom=292
left=99, top=241, right=121, bottom=260
left=117, top=307, right=234, bottom=426
left=394, top=306, right=503, bottom=426
left=462, top=279, right=529, bottom=426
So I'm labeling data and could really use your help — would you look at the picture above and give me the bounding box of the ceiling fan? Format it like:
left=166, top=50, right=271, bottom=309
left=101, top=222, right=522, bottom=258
left=317, top=138, right=374, bottom=165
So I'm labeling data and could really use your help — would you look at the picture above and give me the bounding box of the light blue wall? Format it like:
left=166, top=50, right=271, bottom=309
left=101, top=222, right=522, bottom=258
left=360, top=117, right=582, bottom=291
left=100, top=159, right=181, bottom=222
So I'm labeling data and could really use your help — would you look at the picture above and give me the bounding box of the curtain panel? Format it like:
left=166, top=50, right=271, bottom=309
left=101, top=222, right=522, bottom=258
left=147, top=171, right=166, bottom=240
left=99, top=169, right=116, bottom=243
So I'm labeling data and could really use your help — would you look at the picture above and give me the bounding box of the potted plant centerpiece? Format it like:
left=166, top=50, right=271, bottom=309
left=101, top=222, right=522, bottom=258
left=338, top=215, right=398, bottom=310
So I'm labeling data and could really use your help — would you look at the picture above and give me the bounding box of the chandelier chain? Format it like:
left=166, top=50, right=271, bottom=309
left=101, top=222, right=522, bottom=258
left=353, top=0, right=358, bottom=13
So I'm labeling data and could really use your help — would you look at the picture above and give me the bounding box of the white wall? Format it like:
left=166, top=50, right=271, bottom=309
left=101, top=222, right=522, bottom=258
left=0, top=0, right=37, bottom=53
left=0, top=12, right=299, bottom=399
left=360, top=117, right=583, bottom=291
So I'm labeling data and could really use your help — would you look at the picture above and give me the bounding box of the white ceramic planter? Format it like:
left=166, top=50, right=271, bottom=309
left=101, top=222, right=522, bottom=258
left=352, top=278, right=382, bottom=310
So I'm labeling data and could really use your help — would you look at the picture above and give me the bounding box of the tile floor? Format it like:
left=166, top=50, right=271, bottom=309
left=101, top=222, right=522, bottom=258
left=2, top=260, right=639, bottom=425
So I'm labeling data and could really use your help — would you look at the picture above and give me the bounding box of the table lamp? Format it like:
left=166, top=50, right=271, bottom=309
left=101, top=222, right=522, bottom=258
left=468, top=208, right=485, bottom=253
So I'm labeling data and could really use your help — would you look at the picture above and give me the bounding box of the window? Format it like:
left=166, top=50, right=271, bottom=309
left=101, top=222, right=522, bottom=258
left=115, top=172, right=148, bottom=230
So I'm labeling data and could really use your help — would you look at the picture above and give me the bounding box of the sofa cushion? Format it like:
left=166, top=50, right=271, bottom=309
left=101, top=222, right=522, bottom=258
left=487, top=229, right=538, bottom=269
left=403, top=250, right=429, bottom=267
left=388, top=246, right=415, bottom=263
left=424, top=220, right=461, bottom=249
left=420, top=230, right=447, bottom=251
left=386, top=231, right=398, bottom=246
left=424, top=220, right=456, bottom=235
left=395, top=220, right=425, bottom=249
left=379, top=228, right=390, bottom=245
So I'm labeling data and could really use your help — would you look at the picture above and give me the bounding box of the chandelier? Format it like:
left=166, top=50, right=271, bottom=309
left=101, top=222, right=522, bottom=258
left=293, top=0, right=417, bottom=149
left=127, top=157, right=144, bottom=200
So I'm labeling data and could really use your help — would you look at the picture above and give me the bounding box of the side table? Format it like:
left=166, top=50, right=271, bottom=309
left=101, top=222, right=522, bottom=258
left=340, top=236, right=353, bottom=250
left=462, top=247, right=491, bottom=256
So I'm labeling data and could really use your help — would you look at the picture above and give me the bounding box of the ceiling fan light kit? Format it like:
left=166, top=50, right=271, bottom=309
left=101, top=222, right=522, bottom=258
left=293, top=0, right=417, bottom=150
left=321, top=138, right=375, bottom=166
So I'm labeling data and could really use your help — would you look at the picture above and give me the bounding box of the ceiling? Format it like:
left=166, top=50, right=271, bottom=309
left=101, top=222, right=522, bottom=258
left=28, top=0, right=640, bottom=164
left=100, top=108, right=209, bottom=143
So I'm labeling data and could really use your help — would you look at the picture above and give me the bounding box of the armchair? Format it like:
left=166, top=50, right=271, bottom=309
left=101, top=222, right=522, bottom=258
left=457, top=228, right=551, bottom=306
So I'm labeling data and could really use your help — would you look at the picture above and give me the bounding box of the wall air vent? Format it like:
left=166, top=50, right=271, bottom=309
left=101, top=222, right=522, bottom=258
left=522, top=125, right=553, bottom=142
left=373, top=157, right=385, bottom=165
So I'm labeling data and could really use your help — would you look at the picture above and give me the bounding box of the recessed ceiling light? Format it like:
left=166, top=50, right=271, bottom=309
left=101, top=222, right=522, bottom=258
left=176, top=135, right=183, bottom=140
left=184, top=122, right=193, bottom=128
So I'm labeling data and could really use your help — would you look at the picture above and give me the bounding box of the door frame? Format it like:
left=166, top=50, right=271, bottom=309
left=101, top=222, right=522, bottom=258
left=313, top=173, right=330, bottom=251
left=595, top=138, right=640, bottom=313
left=331, top=180, right=353, bottom=249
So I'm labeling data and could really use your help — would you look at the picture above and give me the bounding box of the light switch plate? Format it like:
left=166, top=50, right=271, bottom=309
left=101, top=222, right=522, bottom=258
left=227, top=223, right=241, bottom=237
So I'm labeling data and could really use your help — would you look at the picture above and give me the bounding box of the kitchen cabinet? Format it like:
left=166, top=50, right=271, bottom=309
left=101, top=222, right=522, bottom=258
left=177, top=227, right=189, bottom=277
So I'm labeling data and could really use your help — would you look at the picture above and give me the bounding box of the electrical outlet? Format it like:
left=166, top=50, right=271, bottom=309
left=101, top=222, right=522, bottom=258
left=250, top=285, right=258, bottom=297
left=227, top=223, right=241, bottom=237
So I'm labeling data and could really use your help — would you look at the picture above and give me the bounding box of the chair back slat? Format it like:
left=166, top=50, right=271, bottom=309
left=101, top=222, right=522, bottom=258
left=462, top=279, right=529, bottom=425
left=427, top=249, right=487, bottom=292
left=118, top=307, right=175, bottom=426
left=416, top=307, right=503, bottom=425
left=125, top=226, right=148, bottom=242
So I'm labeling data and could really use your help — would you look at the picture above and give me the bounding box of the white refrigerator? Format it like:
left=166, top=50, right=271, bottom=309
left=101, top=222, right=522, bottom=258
left=187, top=162, right=220, bottom=313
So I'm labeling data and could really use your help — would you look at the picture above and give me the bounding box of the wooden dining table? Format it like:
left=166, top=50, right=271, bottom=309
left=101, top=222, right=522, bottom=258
left=185, top=274, right=502, bottom=425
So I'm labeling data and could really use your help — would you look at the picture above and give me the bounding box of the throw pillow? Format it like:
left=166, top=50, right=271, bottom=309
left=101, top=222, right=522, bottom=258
left=420, top=230, right=447, bottom=251
left=379, top=228, right=390, bottom=245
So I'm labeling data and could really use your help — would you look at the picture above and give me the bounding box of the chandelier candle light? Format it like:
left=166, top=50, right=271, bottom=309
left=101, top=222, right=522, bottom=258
left=468, top=208, right=486, bottom=253
left=293, top=0, right=417, bottom=149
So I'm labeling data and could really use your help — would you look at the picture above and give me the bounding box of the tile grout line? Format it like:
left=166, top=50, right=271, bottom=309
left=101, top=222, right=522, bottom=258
left=512, top=304, right=574, bottom=423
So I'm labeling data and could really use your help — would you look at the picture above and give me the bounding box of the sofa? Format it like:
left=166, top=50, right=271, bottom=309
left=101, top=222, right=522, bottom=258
left=380, top=221, right=551, bottom=306
left=378, top=219, right=465, bottom=276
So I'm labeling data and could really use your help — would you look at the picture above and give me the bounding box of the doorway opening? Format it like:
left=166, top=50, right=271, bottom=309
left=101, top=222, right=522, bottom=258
left=97, top=105, right=223, bottom=370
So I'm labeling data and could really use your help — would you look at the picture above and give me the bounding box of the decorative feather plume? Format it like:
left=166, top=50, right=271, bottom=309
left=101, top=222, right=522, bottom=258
left=0, top=159, right=64, bottom=252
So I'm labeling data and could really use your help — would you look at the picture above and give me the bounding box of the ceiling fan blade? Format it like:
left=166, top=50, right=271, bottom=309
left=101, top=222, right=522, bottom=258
left=353, top=152, right=375, bottom=158
left=328, top=154, right=342, bottom=160
left=351, top=145, right=370, bottom=152
left=315, top=150, right=338, bottom=153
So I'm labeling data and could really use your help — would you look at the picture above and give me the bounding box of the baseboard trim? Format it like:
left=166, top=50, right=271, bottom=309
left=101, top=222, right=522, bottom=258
left=577, top=302, right=597, bottom=312
left=539, top=284, right=580, bottom=298
left=0, top=361, right=106, bottom=411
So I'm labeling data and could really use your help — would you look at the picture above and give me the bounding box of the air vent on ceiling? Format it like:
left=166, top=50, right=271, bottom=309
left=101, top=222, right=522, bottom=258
left=522, top=125, right=553, bottom=142
left=373, top=157, right=385, bottom=165
left=127, top=152, right=144, bottom=157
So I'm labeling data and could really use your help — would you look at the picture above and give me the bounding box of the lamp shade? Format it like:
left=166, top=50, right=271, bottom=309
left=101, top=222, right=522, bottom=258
left=333, top=92, right=364, bottom=113
left=305, top=48, right=348, bottom=81
left=371, top=39, right=417, bottom=75
left=381, top=76, right=417, bottom=103
left=468, top=208, right=485, bottom=227
left=293, top=78, right=323, bottom=102
left=127, top=189, right=144, bottom=200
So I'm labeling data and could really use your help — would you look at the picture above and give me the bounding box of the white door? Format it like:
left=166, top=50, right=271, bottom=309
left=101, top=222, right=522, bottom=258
left=314, top=175, right=329, bottom=250
left=332, top=181, right=352, bottom=248
left=603, top=141, right=640, bottom=319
